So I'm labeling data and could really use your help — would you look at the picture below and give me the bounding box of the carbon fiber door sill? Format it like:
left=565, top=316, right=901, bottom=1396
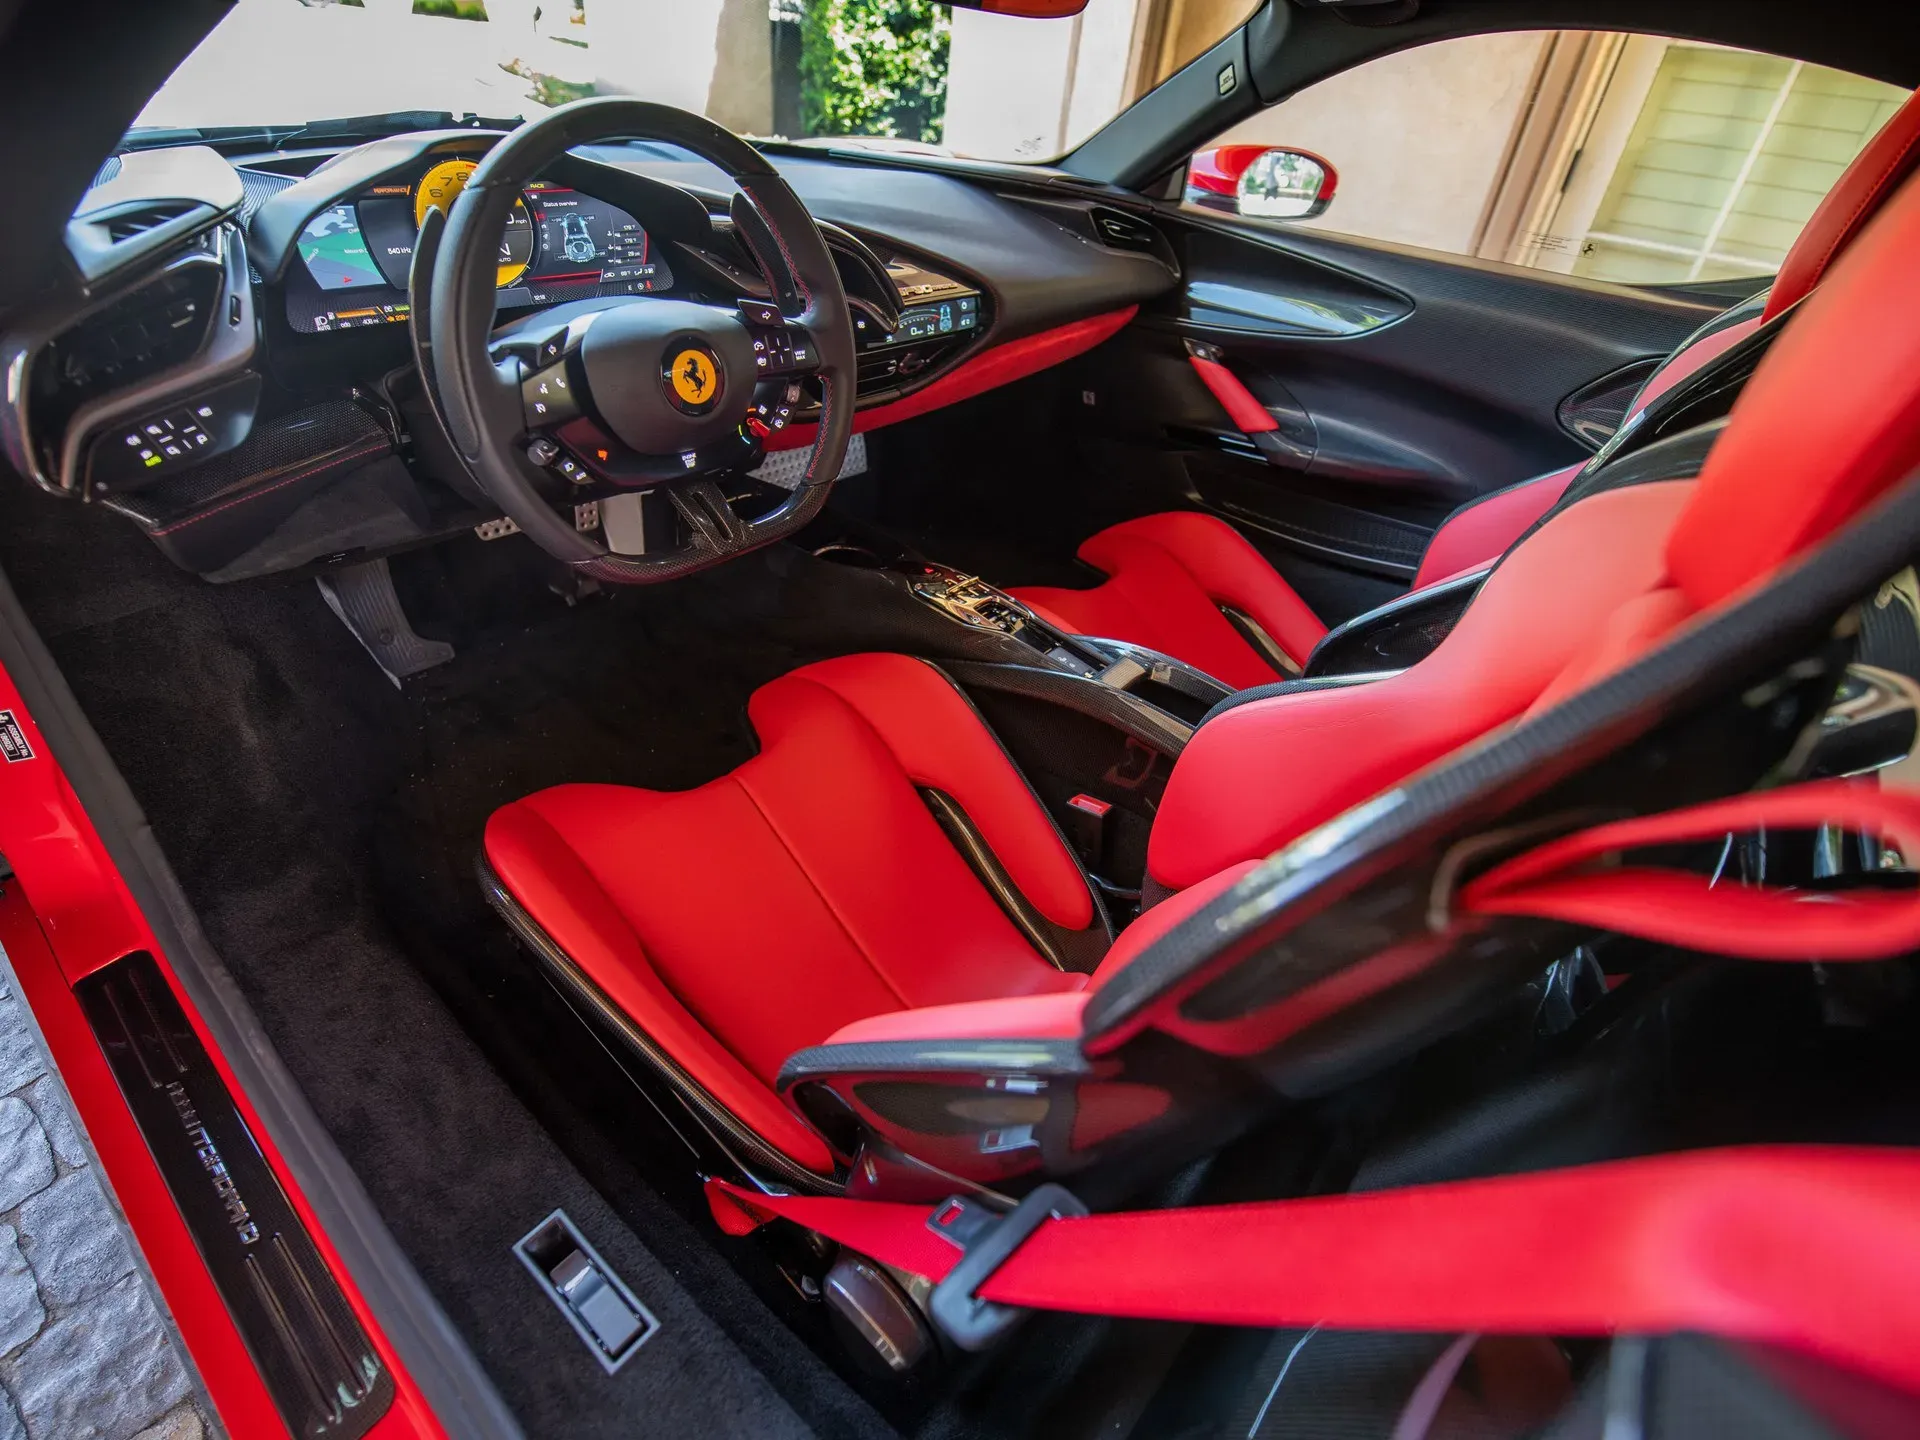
left=77, top=951, right=396, bottom=1440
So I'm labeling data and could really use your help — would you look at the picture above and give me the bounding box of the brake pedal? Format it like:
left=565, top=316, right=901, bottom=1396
left=315, top=557, right=454, bottom=686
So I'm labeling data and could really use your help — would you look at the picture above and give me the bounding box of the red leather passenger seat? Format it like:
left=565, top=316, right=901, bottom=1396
left=1009, top=86, right=1920, bottom=686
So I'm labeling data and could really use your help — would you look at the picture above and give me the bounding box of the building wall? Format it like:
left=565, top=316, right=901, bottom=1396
left=591, top=0, right=772, bottom=136
left=1211, top=30, right=1552, bottom=255
left=944, top=0, right=1144, bottom=161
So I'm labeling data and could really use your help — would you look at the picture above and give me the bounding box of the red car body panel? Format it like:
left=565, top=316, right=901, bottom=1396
left=0, top=664, right=444, bottom=1439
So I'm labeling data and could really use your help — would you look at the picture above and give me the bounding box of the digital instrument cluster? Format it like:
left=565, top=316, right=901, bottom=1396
left=284, top=158, right=672, bottom=334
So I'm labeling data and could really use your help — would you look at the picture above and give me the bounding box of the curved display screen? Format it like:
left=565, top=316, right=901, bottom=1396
left=285, top=174, right=672, bottom=334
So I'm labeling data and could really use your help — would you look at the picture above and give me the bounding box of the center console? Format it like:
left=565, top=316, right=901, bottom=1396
left=888, top=558, right=1233, bottom=752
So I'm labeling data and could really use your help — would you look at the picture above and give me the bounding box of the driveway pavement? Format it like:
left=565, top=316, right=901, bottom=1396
left=0, top=954, right=214, bottom=1440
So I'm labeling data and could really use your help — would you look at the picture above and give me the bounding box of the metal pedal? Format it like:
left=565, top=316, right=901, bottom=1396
left=474, top=516, right=521, bottom=540
left=315, top=557, right=454, bottom=686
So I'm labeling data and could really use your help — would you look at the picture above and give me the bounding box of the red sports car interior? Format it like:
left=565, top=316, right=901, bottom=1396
left=8, top=4, right=1920, bottom=1437
left=486, top=157, right=1920, bottom=1201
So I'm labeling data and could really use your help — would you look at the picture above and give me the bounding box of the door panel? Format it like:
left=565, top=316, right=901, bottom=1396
left=1078, top=209, right=1724, bottom=595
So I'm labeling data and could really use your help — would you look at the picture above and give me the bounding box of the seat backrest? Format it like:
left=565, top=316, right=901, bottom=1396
left=1766, top=85, right=1920, bottom=323
left=1147, top=161, right=1920, bottom=893
left=1410, top=85, right=1920, bottom=593
left=774, top=160, right=1920, bottom=1201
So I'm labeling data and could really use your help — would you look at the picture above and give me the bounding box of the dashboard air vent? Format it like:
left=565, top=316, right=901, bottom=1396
left=1090, top=207, right=1159, bottom=253
left=103, top=201, right=199, bottom=244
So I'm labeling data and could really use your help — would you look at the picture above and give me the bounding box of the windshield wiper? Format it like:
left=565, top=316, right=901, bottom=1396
left=120, top=110, right=525, bottom=155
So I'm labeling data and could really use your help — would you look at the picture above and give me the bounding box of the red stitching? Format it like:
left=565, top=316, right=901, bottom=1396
left=805, top=376, right=834, bottom=483
left=738, top=181, right=813, bottom=309
left=149, top=443, right=388, bottom=534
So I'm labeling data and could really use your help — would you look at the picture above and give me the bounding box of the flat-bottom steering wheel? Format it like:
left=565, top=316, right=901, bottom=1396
left=421, top=98, right=855, bottom=583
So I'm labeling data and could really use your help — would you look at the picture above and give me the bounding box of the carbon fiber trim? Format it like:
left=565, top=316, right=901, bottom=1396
left=476, top=857, right=845, bottom=1195
left=943, top=659, right=1194, bottom=756
left=777, top=1038, right=1090, bottom=1090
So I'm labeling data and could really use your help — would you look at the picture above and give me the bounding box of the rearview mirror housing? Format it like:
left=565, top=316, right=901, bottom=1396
left=946, top=0, right=1091, bottom=13
left=1185, top=145, right=1338, bottom=221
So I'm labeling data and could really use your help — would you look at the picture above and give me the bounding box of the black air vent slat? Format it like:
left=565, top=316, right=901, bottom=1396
left=103, top=201, right=198, bottom=244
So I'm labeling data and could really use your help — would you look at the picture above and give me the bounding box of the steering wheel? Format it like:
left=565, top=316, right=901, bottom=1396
left=419, top=99, right=855, bottom=583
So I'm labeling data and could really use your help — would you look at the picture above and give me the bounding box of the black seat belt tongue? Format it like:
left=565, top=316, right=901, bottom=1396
left=925, top=1184, right=1088, bottom=1350
left=1063, top=793, right=1111, bottom=870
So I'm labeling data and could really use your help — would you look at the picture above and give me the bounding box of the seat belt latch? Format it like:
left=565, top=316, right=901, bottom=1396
left=1062, top=793, right=1112, bottom=870
left=924, top=1184, right=1088, bottom=1351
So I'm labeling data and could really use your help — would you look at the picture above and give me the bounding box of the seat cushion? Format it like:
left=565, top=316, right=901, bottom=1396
left=486, top=654, right=1086, bottom=1175
left=1010, top=513, right=1327, bottom=688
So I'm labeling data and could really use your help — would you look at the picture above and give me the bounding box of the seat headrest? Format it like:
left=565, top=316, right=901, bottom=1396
left=1766, top=87, right=1920, bottom=322
left=1667, top=167, right=1920, bottom=611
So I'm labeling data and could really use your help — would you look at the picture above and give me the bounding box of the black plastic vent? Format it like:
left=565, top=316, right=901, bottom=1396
left=1090, top=207, right=1159, bottom=252
left=27, top=262, right=222, bottom=466
left=103, top=201, right=198, bottom=244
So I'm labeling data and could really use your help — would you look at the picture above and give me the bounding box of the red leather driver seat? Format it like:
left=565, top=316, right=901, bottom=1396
left=1008, top=84, right=1920, bottom=687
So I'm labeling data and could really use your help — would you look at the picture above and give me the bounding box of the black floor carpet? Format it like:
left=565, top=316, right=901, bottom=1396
left=0, top=485, right=896, bottom=1438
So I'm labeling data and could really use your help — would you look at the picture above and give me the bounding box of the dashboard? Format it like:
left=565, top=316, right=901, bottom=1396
left=285, top=158, right=672, bottom=333
left=2, top=128, right=1176, bottom=582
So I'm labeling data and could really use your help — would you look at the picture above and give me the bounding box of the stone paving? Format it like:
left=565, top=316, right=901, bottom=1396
left=0, top=952, right=216, bottom=1439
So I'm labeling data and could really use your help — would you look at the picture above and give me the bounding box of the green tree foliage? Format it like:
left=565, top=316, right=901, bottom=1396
left=799, top=0, right=950, bottom=143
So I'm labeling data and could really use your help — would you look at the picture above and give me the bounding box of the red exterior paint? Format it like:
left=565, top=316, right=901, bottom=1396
left=0, top=666, right=447, bottom=1439
left=768, top=307, right=1137, bottom=452
left=1187, top=146, right=1338, bottom=204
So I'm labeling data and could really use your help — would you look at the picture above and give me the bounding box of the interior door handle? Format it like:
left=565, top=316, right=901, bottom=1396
left=1183, top=339, right=1316, bottom=469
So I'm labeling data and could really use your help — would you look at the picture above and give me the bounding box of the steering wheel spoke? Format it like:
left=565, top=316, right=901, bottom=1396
left=669, top=476, right=754, bottom=555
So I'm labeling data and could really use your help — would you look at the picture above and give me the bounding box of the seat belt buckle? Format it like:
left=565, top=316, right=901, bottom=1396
left=1062, top=793, right=1112, bottom=870
left=924, top=1184, right=1088, bottom=1351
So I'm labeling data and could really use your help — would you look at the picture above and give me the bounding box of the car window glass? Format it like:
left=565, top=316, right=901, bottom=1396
left=1187, top=31, right=1910, bottom=285
left=141, top=0, right=1258, bottom=166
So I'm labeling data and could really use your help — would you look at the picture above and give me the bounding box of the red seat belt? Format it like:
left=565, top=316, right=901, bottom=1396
left=714, top=1146, right=1920, bottom=1391
left=1459, top=779, right=1920, bottom=959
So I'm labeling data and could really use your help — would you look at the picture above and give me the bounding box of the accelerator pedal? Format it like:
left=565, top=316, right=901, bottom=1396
left=316, top=557, right=454, bottom=686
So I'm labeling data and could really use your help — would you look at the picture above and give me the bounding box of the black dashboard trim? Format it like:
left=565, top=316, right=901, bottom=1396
left=250, top=130, right=508, bottom=284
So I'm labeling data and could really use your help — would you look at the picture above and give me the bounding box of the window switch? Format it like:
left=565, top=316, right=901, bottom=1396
left=515, top=1210, right=659, bottom=1373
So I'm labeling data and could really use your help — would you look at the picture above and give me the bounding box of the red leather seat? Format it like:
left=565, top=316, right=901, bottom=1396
left=485, top=652, right=1105, bottom=1178
left=486, top=157, right=1920, bottom=1196
left=1008, top=87, right=1920, bottom=686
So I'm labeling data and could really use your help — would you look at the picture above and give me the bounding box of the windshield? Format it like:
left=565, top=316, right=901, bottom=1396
left=137, top=0, right=1256, bottom=163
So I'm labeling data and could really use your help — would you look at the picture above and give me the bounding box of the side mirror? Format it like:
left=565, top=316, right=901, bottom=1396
left=1185, top=146, right=1337, bottom=221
